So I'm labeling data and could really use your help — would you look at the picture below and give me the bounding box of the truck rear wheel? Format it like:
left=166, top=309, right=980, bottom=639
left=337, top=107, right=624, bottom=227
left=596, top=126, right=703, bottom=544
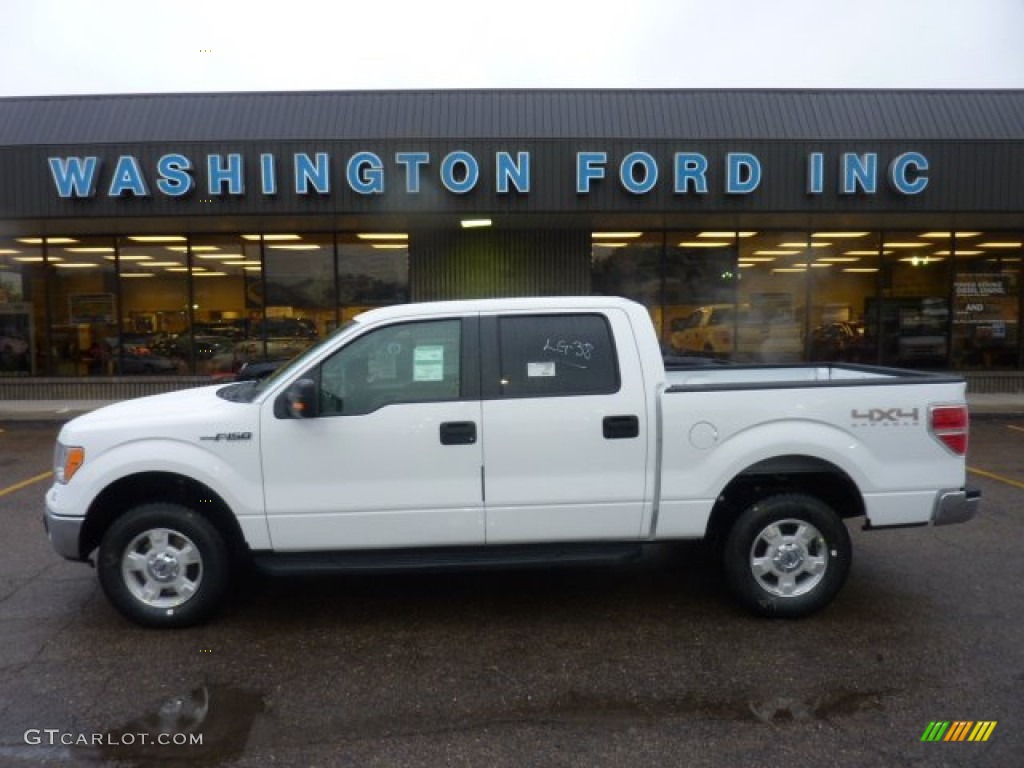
left=723, top=493, right=851, bottom=618
left=97, top=503, right=230, bottom=628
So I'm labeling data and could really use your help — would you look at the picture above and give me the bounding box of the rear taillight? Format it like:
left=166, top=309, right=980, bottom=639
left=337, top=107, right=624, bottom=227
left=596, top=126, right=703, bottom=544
left=929, top=405, right=969, bottom=456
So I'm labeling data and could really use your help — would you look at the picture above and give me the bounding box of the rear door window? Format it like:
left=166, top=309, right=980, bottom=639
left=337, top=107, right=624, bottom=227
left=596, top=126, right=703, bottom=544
left=496, top=314, right=619, bottom=398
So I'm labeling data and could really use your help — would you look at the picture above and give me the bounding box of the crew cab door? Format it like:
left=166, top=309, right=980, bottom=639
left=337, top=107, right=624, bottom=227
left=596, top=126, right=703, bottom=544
left=480, top=309, right=649, bottom=543
left=259, top=316, right=484, bottom=550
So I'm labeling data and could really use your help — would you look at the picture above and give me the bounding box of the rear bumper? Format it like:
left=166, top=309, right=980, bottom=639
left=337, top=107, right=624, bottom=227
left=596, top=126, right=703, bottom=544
left=932, top=487, right=982, bottom=526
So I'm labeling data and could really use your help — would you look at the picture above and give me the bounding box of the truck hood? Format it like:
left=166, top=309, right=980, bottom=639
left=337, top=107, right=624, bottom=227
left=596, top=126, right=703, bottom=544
left=59, top=384, right=255, bottom=443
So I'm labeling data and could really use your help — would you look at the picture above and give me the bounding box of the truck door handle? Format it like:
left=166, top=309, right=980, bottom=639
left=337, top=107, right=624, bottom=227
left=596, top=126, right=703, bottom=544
left=440, top=421, right=477, bottom=445
left=603, top=415, right=639, bottom=439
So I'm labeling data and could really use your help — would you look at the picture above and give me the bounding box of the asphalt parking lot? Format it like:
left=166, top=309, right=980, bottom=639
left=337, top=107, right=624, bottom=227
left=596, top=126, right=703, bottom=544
left=0, top=418, right=1021, bottom=767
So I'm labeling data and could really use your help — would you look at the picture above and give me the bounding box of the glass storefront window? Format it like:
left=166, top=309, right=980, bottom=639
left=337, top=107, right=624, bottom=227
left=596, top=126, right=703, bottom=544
left=808, top=231, right=881, bottom=363
left=736, top=231, right=807, bottom=362
left=663, top=231, right=737, bottom=355
left=47, top=237, right=118, bottom=376
left=118, top=235, right=190, bottom=375
left=256, top=233, right=334, bottom=370
left=337, top=233, right=409, bottom=322
left=876, top=232, right=954, bottom=368
left=953, top=232, right=1022, bottom=369
left=152, top=235, right=259, bottom=377
left=4, top=226, right=1022, bottom=378
left=0, top=237, right=45, bottom=375
left=591, top=231, right=663, bottom=335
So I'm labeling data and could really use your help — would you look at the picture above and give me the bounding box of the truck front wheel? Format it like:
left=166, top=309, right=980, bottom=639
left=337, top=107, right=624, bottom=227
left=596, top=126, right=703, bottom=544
left=723, top=493, right=851, bottom=618
left=97, top=503, right=230, bottom=628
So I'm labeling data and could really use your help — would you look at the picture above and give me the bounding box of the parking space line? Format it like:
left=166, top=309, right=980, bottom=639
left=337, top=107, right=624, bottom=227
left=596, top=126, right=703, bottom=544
left=1007, top=425, right=1024, bottom=434
left=0, top=471, right=53, bottom=499
left=968, top=466, right=1024, bottom=491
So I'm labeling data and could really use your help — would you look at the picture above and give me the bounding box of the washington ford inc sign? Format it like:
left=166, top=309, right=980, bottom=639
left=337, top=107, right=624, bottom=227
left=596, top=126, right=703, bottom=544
left=46, top=149, right=930, bottom=200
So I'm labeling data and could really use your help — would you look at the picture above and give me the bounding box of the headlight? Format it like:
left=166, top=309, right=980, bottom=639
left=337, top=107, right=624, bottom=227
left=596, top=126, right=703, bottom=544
left=54, top=443, right=85, bottom=484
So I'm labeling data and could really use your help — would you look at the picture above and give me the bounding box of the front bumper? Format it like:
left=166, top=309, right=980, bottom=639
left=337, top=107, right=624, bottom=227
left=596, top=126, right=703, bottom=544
left=932, top=486, right=982, bottom=526
left=43, top=506, right=86, bottom=561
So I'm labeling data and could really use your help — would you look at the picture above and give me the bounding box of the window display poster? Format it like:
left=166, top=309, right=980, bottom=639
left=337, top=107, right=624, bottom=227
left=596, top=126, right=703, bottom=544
left=69, top=293, right=115, bottom=324
left=954, top=273, right=1017, bottom=325
left=0, top=302, right=33, bottom=374
left=0, top=270, right=24, bottom=302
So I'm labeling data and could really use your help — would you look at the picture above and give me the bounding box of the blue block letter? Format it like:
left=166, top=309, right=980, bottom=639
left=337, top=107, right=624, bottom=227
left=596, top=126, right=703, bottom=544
left=48, top=156, right=100, bottom=198
left=396, top=152, right=429, bottom=194
left=673, top=153, right=708, bottom=194
left=156, top=154, right=194, bottom=197
left=294, top=153, right=331, bottom=195
left=207, top=153, right=244, bottom=195
left=347, top=152, right=385, bottom=195
left=576, top=152, right=607, bottom=194
left=619, top=152, right=658, bottom=194
left=441, top=151, right=479, bottom=194
left=806, top=152, right=824, bottom=195
left=841, top=153, right=878, bottom=195
left=726, top=153, right=761, bottom=195
left=260, top=154, right=277, bottom=195
left=108, top=156, right=149, bottom=197
left=496, top=151, right=530, bottom=194
left=888, top=152, right=929, bottom=195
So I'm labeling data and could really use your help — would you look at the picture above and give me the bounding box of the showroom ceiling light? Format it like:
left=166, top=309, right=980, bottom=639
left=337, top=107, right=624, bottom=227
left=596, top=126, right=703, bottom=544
left=698, top=231, right=756, bottom=238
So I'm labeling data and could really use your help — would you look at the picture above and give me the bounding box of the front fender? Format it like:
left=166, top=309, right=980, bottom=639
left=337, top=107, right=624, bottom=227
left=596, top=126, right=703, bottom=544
left=47, top=437, right=268, bottom=549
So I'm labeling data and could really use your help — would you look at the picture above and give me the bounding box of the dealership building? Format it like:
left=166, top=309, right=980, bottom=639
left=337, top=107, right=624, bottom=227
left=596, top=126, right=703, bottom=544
left=0, top=89, right=1022, bottom=394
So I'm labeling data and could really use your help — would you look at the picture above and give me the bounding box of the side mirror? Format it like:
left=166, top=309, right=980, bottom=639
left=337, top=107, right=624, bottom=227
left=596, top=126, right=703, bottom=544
left=285, top=378, right=319, bottom=419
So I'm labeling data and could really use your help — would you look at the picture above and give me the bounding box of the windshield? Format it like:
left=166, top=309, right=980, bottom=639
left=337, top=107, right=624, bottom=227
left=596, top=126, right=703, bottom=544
left=250, top=317, right=360, bottom=397
left=216, top=319, right=363, bottom=404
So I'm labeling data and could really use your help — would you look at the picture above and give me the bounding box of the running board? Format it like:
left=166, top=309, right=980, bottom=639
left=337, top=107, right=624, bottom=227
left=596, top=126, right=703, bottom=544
left=252, top=542, right=644, bottom=576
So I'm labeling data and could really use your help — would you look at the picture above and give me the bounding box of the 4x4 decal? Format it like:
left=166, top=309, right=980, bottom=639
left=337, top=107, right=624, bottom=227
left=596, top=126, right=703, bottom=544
left=851, top=408, right=919, bottom=427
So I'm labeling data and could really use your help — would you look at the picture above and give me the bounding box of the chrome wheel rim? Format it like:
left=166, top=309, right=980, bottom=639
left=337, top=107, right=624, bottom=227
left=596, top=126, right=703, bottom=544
left=749, top=518, right=828, bottom=598
left=121, top=527, right=203, bottom=609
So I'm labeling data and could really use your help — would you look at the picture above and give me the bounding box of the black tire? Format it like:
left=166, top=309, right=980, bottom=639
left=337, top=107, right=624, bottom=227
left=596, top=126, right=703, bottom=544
left=723, top=493, right=851, bottom=618
left=97, top=503, right=230, bottom=628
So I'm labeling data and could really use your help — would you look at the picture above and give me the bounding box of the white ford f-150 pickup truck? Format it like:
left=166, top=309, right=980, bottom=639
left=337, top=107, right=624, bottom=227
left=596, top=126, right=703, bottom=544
left=44, top=297, right=979, bottom=627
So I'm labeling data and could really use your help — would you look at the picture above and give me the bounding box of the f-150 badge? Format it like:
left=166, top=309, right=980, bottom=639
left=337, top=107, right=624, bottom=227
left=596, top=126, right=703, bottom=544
left=200, top=432, right=253, bottom=442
